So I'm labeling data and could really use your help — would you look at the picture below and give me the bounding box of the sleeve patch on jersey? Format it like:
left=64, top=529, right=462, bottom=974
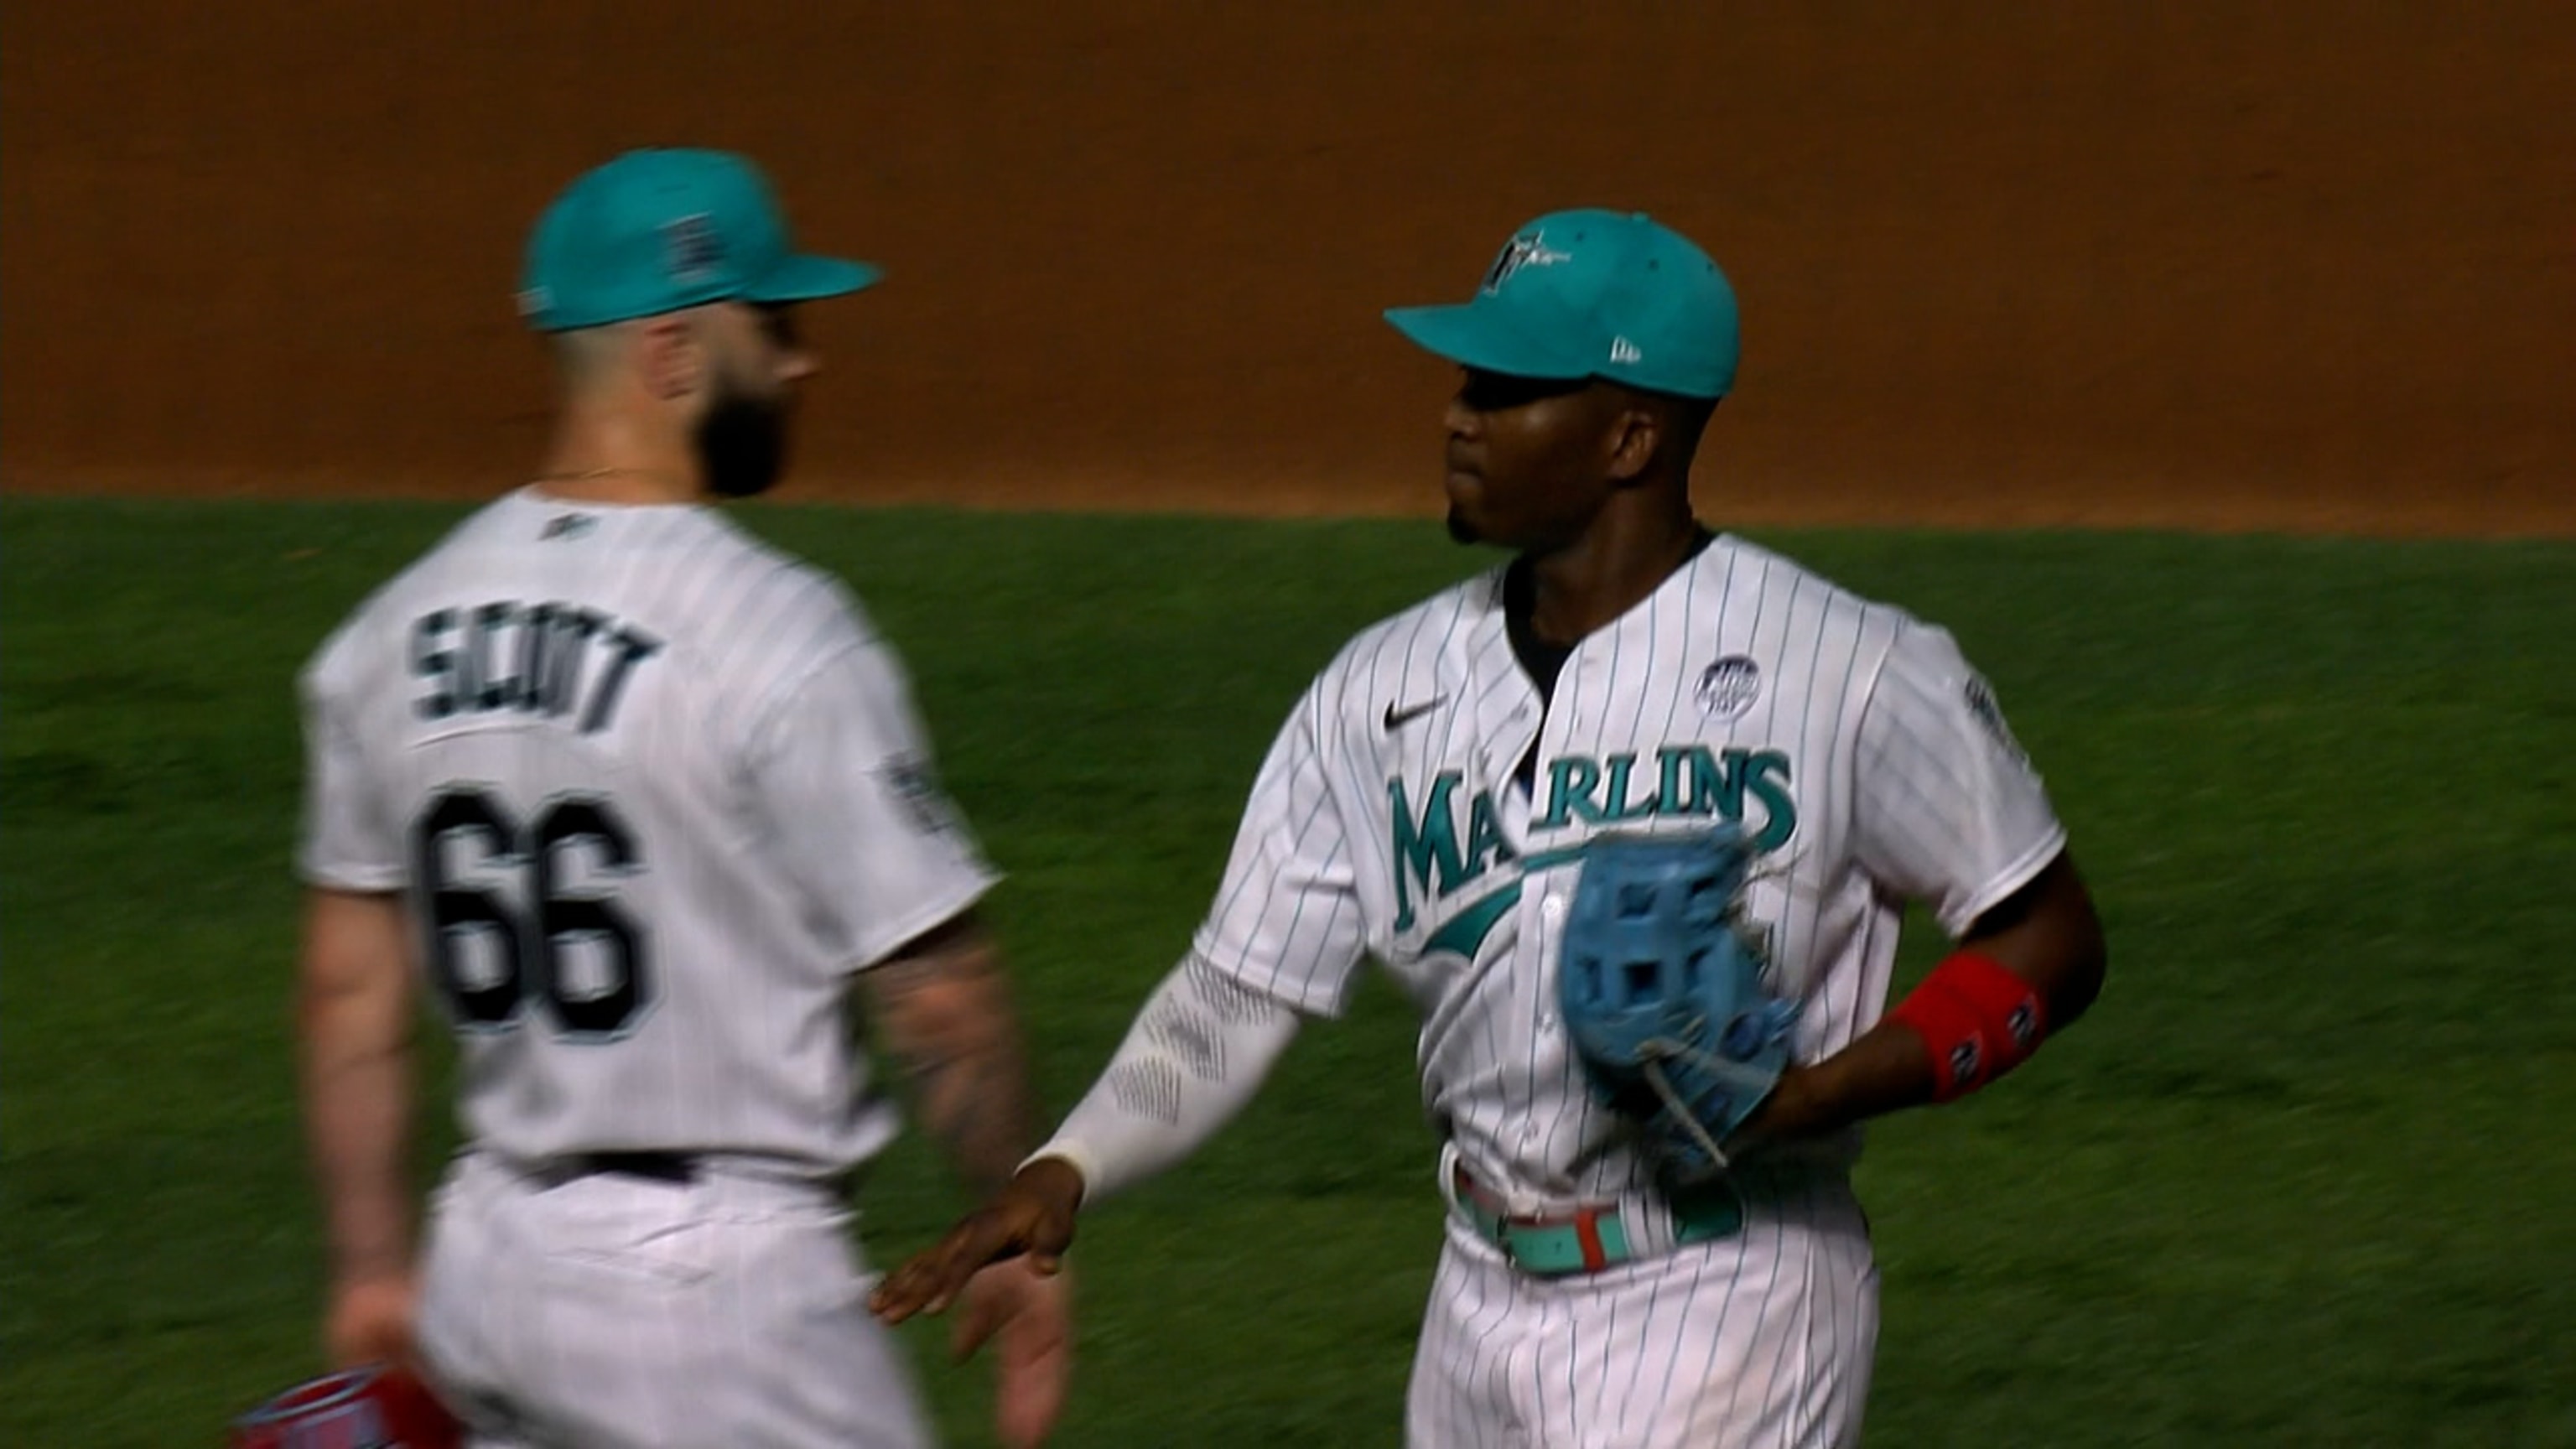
left=877, top=753, right=964, bottom=837
left=1963, top=674, right=2033, bottom=768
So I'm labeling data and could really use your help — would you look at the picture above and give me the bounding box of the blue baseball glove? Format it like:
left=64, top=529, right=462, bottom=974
left=1557, top=826, right=1800, bottom=1185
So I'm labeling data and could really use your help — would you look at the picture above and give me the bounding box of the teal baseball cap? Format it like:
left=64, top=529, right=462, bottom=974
left=1384, top=209, right=1740, bottom=400
left=517, top=148, right=881, bottom=332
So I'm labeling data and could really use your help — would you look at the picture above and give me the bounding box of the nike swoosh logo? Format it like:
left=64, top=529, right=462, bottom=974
left=1382, top=696, right=1448, bottom=730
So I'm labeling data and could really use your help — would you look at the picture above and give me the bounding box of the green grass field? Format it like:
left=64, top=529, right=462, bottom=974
left=5, top=496, right=2572, bottom=1447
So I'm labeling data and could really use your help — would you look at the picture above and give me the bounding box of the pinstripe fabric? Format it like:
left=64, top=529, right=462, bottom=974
left=299, top=486, right=991, bottom=1444
left=297, top=486, right=997, bottom=1174
left=1191, top=534, right=2060, bottom=1446
left=1409, top=1177, right=1876, bottom=1449
left=418, top=1153, right=933, bottom=1448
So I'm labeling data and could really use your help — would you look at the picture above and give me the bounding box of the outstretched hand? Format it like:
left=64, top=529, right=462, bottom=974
left=949, top=1257, right=1074, bottom=1449
left=871, top=1156, right=1085, bottom=1325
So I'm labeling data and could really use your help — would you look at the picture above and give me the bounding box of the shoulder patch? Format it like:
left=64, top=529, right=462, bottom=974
left=1963, top=673, right=2033, bottom=768
left=878, top=752, right=963, bottom=836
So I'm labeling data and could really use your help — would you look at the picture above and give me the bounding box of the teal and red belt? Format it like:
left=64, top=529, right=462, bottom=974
left=1450, top=1163, right=1744, bottom=1277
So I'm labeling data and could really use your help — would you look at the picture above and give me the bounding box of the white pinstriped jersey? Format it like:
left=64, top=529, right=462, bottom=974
left=297, top=487, right=996, bottom=1176
left=1192, top=533, right=2064, bottom=1206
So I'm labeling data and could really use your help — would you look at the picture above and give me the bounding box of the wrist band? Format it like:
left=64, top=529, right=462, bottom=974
left=1888, top=951, right=2046, bottom=1100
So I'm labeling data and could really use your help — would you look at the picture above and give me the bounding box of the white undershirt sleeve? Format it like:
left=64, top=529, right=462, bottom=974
left=1026, top=953, right=1304, bottom=1203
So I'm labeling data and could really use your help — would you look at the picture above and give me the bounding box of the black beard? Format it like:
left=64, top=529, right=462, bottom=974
left=1446, top=504, right=1481, bottom=545
left=695, top=389, right=789, bottom=499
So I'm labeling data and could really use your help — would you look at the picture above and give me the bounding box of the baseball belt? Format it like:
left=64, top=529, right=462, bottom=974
left=522, top=1150, right=703, bottom=1188
left=493, top=1150, right=848, bottom=1195
left=1447, top=1162, right=1743, bottom=1277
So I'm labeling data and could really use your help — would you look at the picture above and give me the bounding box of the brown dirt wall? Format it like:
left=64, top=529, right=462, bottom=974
left=5, top=3, right=2572, bottom=536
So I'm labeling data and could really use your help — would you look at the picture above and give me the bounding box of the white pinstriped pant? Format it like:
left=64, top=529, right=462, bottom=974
left=416, top=1150, right=933, bottom=1449
left=1405, top=1172, right=1878, bottom=1449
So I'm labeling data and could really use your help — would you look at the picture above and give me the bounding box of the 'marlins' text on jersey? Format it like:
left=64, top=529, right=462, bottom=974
left=411, top=600, right=664, bottom=734
left=1390, top=744, right=1795, bottom=932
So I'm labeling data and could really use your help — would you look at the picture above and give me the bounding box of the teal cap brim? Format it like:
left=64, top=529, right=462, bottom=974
left=745, top=253, right=884, bottom=304
left=1384, top=303, right=1590, bottom=380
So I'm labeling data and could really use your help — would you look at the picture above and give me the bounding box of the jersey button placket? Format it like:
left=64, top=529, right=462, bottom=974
left=1535, top=894, right=1566, bottom=1032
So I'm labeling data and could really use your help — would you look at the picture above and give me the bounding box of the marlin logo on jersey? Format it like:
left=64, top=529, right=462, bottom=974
left=1389, top=772, right=1519, bottom=933
left=1534, top=746, right=1794, bottom=845
left=1389, top=745, right=1797, bottom=952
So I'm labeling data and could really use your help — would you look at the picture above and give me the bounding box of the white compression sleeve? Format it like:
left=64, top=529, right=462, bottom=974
left=1026, top=953, right=1302, bottom=1204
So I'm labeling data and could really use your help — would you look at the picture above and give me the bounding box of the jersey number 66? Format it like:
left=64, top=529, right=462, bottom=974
left=408, top=786, right=653, bottom=1040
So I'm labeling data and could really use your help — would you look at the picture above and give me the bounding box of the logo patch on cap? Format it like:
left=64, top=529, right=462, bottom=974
left=662, top=214, right=726, bottom=283
left=1480, top=230, right=1574, bottom=295
left=1608, top=336, right=1644, bottom=365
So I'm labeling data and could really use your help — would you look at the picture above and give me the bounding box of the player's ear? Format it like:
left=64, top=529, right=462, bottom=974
left=1603, top=402, right=1661, bottom=485
left=635, top=315, right=705, bottom=403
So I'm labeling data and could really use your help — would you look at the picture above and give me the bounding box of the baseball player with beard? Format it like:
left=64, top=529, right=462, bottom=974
left=293, top=148, right=1069, bottom=1448
left=872, top=210, right=2110, bottom=1446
